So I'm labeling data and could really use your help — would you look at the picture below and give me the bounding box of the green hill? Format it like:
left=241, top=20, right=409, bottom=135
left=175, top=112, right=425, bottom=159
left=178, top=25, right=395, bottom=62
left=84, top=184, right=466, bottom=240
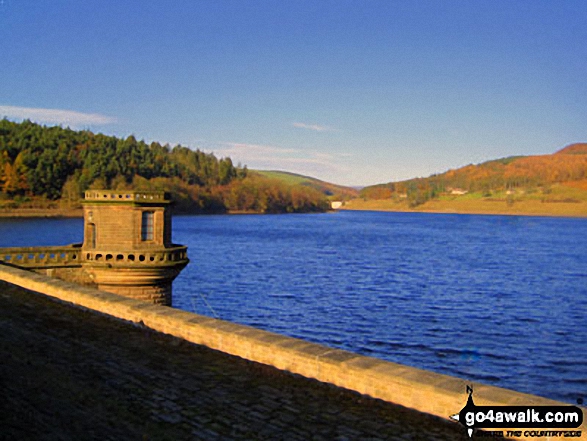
left=253, top=170, right=359, bottom=200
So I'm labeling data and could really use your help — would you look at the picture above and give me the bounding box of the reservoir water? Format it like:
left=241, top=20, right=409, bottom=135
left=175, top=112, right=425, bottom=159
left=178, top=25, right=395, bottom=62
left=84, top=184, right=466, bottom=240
left=1, top=211, right=585, bottom=404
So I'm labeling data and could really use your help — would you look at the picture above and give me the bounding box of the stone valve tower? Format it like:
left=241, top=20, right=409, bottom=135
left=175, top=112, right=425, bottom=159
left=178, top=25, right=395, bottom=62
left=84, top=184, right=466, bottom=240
left=81, top=190, right=189, bottom=305
left=0, top=190, right=188, bottom=306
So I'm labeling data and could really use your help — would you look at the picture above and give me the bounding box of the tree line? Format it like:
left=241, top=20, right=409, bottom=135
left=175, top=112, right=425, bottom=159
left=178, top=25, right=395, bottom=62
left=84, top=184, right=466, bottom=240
left=0, top=119, right=329, bottom=213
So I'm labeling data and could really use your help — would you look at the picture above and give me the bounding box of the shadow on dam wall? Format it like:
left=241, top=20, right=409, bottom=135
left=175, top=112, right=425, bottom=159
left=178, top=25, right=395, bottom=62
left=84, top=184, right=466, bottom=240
left=1, top=263, right=584, bottom=440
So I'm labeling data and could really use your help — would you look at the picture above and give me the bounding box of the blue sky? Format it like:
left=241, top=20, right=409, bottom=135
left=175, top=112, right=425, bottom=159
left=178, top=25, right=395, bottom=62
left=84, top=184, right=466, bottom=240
left=1, top=1, right=585, bottom=186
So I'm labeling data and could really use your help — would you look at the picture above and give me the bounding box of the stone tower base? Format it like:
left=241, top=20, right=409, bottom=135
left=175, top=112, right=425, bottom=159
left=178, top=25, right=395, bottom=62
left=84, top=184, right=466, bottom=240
left=95, top=282, right=172, bottom=306
left=86, top=265, right=186, bottom=306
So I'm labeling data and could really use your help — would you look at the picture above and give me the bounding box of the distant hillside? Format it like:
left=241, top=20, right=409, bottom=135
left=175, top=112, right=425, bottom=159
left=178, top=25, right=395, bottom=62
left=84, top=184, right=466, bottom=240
left=253, top=170, right=359, bottom=200
left=0, top=119, right=329, bottom=214
left=359, top=144, right=587, bottom=211
left=556, top=143, right=587, bottom=155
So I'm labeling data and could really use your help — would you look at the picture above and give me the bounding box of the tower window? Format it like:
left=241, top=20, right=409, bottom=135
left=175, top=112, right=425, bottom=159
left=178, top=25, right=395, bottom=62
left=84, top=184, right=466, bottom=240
left=88, top=223, right=96, bottom=248
left=141, top=211, right=154, bottom=241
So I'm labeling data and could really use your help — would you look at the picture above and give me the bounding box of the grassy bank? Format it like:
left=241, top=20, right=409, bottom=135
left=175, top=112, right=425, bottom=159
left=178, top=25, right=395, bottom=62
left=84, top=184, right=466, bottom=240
left=342, top=198, right=587, bottom=218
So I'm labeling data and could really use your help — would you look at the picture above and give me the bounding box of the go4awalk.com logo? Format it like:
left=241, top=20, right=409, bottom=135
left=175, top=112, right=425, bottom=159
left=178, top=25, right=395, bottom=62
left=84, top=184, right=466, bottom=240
left=450, top=386, right=584, bottom=438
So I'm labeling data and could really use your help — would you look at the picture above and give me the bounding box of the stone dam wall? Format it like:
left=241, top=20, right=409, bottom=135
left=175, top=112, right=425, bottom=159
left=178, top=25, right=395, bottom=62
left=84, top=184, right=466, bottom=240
left=0, top=263, right=584, bottom=440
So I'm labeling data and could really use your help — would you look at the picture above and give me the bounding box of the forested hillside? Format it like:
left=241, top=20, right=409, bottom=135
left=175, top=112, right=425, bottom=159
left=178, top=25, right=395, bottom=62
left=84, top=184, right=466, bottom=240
left=360, top=144, right=587, bottom=207
left=0, top=119, right=329, bottom=213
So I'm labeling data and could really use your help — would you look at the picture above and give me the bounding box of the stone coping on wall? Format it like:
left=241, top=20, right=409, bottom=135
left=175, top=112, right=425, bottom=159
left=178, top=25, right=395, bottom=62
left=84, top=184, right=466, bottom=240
left=0, top=263, right=584, bottom=440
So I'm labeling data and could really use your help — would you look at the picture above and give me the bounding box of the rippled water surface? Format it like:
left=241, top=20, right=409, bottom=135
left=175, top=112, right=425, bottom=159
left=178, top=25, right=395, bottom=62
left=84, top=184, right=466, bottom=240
left=1, top=211, right=585, bottom=404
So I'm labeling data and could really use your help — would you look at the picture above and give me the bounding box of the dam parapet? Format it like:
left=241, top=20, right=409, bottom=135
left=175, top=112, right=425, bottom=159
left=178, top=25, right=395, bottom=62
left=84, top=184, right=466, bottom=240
left=1, top=263, right=584, bottom=440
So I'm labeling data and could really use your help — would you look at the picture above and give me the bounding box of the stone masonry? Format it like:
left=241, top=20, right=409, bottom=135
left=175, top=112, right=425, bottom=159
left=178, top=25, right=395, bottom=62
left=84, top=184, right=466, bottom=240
left=0, top=281, right=481, bottom=440
left=0, top=190, right=188, bottom=305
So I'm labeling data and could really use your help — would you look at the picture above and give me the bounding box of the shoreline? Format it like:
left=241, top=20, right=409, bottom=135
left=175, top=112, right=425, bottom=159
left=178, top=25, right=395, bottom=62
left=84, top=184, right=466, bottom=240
left=2, top=200, right=587, bottom=219
left=0, top=208, right=84, bottom=218
left=0, top=208, right=327, bottom=218
left=340, top=198, right=587, bottom=218
left=341, top=207, right=587, bottom=219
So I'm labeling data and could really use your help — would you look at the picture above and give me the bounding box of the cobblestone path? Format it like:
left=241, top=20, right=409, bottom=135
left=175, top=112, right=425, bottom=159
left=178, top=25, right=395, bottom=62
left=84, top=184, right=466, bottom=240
left=0, top=281, right=490, bottom=440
